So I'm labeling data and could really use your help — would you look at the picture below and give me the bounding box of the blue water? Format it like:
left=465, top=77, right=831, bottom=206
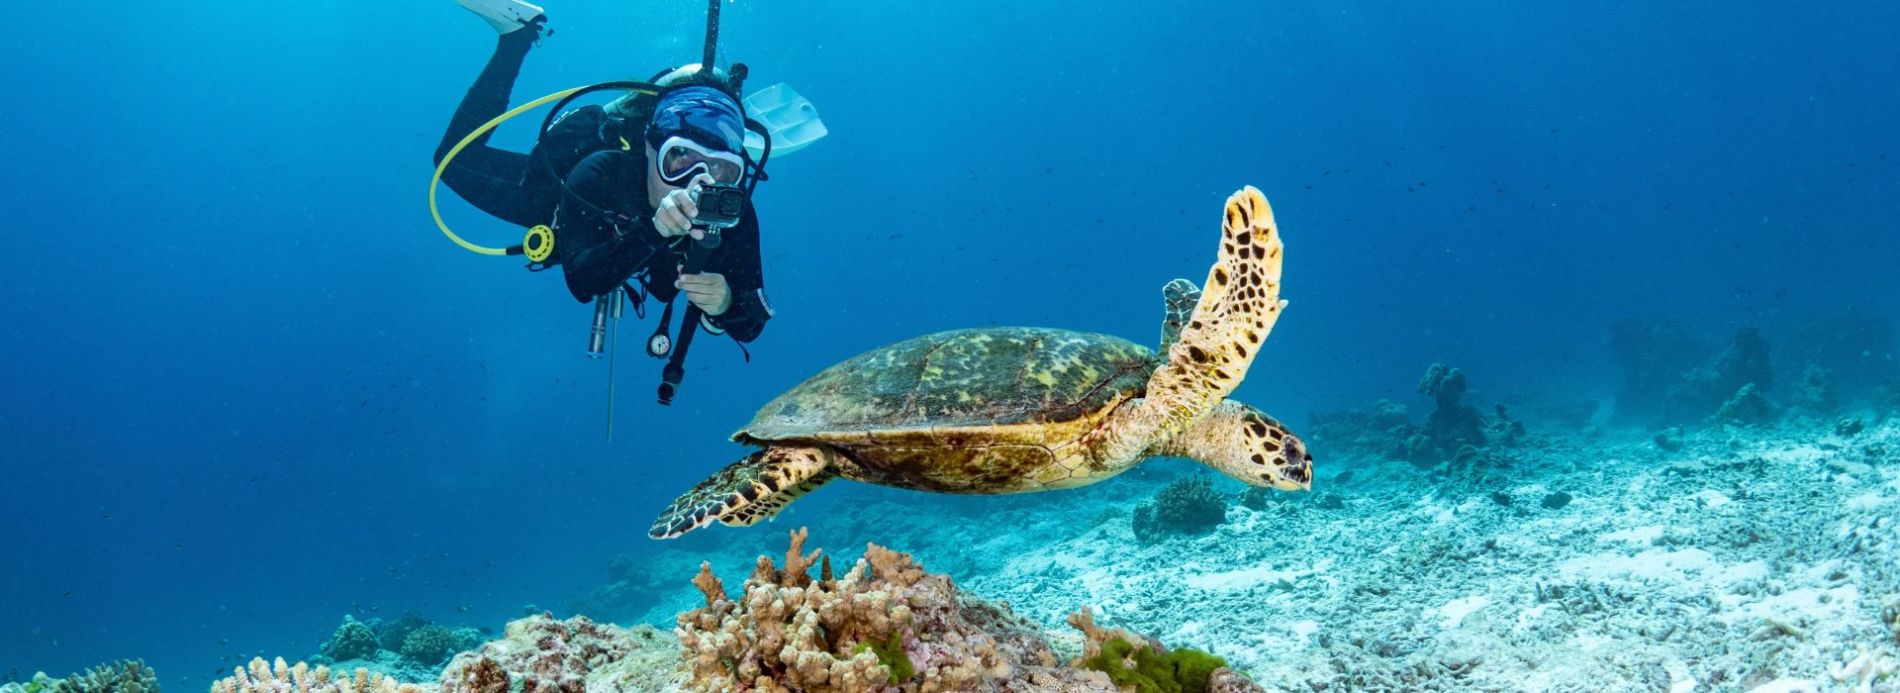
left=2, top=0, right=1896, bottom=686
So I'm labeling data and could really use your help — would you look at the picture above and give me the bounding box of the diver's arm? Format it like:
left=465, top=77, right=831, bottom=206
left=556, top=152, right=658, bottom=302
left=701, top=212, right=772, bottom=343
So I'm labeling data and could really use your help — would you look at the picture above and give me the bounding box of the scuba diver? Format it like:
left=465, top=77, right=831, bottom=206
left=432, top=0, right=824, bottom=408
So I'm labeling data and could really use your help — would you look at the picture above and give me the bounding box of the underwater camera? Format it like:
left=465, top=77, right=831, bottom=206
left=691, top=183, right=746, bottom=247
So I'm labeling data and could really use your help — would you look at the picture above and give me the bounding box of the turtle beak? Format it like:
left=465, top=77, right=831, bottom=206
left=1276, top=437, right=1314, bottom=491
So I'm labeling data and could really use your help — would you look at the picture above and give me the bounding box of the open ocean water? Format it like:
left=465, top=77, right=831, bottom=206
left=3, top=1, right=1898, bottom=690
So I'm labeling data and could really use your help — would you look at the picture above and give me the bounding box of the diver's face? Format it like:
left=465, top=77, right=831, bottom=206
left=646, top=138, right=746, bottom=208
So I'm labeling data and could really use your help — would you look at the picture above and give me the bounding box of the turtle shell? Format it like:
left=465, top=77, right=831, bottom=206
left=741, top=327, right=1157, bottom=441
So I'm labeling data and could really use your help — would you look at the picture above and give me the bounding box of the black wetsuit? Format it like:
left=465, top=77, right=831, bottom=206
left=432, top=29, right=772, bottom=342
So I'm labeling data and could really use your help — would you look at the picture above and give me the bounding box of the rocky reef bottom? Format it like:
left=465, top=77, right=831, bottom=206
left=11, top=415, right=1900, bottom=692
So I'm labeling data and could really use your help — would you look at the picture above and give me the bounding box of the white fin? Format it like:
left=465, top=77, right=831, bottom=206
left=455, top=0, right=545, bottom=34
left=744, top=83, right=828, bottom=159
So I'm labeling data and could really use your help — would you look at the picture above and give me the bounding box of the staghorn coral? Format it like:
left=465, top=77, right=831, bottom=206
left=437, top=613, right=680, bottom=692
left=678, top=528, right=1141, bottom=692
left=1131, top=476, right=1228, bottom=543
left=210, top=657, right=428, bottom=693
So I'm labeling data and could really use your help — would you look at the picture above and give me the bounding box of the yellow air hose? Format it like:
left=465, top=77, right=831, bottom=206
left=428, top=84, right=656, bottom=256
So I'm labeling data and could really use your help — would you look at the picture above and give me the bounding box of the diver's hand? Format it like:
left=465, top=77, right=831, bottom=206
left=676, top=270, right=732, bottom=316
left=652, top=174, right=716, bottom=241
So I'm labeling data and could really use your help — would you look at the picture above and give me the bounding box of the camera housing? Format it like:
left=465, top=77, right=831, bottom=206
left=693, top=183, right=747, bottom=230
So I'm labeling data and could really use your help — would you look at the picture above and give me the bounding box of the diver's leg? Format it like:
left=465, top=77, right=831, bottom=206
left=433, top=16, right=548, bottom=227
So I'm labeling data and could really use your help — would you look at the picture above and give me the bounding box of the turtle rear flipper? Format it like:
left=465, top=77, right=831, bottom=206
left=1098, top=187, right=1287, bottom=462
left=649, top=446, right=838, bottom=539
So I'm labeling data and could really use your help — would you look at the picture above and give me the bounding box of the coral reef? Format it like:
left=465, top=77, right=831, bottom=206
left=438, top=613, right=681, bottom=692
left=322, top=617, right=380, bottom=662
left=0, top=660, right=161, bottom=693
left=1307, top=364, right=1522, bottom=470
left=568, top=553, right=671, bottom=624
left=309, top=612, right=481, bottom=681
left=1237, top=486, right=1342, bottom=512
left=50, top=660, right=157, bottom=693
left=1417, top=363, right=1487, bottom=454
left=1669, top=326, right=1774, bottom=424
left=1609, top=318, right=1710, bottom=423
left=377, top=614, right=429, bottom=653
left=211, top=657, right=427, bottom=693
left=675, top=528, right=1264, bottom=692
left=676, top=527, right=1021, bottom=691
left=1780, top=309, right=1899, bottom=404
left=1789, top=362, right=1838, bottom=414
left=1716, top=382, right=1775, bottom=426
left=1068, top=608, right=1258, bottom=693
left=399, top=626, right=463, bottom=667
left=1131, top=476, right=1228, bottom=544
left=1304, top=399, right=1410, bottom=459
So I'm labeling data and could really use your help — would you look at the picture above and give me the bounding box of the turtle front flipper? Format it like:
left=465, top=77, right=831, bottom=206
left=1158, top=278, right=1202, bottom=353
left=1094, top=186, right=1287, bottom=463
left=1155, top=400, right=1313, bottom=491
left=649, top=446, right=839, bottom=539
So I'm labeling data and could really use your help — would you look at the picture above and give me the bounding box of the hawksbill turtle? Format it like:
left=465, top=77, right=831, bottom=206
left=650, top=186, right=1311, bottom=539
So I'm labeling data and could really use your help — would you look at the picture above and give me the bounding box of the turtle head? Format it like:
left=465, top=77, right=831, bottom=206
left=1155, top=400, right=1313, bottom=492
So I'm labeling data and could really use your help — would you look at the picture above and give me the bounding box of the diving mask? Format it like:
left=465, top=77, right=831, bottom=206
left=656, top=136, right=744, bottom=186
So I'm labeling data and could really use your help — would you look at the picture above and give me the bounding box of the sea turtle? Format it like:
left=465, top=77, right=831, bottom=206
left=650, top=186, right=1311, bottom=539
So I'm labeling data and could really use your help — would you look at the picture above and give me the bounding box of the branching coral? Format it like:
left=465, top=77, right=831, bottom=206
left=438, top=613, right=680, bottom=692
left=678, top=528, right=1142, bottom=692
left=211, top=657, right=428, bottom=693
left=48, top=660, right=157, bottom=693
